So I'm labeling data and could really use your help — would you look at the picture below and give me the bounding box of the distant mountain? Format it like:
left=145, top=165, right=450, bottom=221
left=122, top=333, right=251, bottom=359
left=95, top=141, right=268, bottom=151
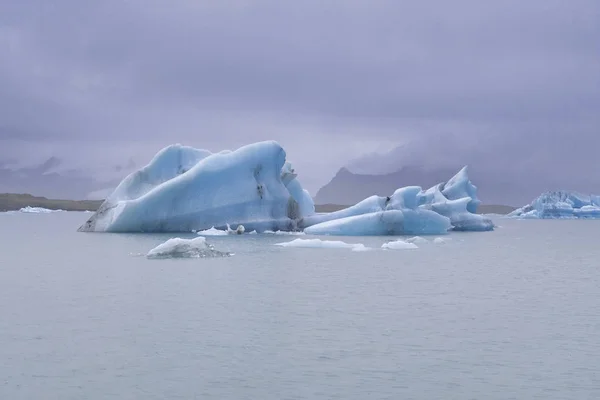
left=0, top=157, right=125, bottom=200
left=314, top=165, right=461, bottom=205
left=0, top=193, right=102, bottom=212
left=314, top=164, right=533, bottom=207
left=330, top=135, right=600, bottom=207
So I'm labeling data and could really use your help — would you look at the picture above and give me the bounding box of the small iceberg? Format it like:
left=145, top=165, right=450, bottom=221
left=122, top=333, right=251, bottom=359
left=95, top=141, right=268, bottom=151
left=19, top=207, right=63, bottom=213
left=195, top=224, right=247, bottom=236
left=509, top=191, right=600, bottom=219
left=275, top=238, right=369, bottom=251
left=146, top=237, right=232, bottom=259
left=381, top=240, right=418, bottom=250
left=196, top=227, right=229, bottom=236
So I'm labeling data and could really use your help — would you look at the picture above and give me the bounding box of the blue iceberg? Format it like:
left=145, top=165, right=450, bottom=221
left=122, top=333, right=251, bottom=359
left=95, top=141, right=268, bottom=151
left=508, top=191, right=600, bottom=219
left=417, top=168, right=493, bottom=232
left=303, top=166, right=492, bottom=235
left=79, top=141, right=315, bottom=232
left=79, top=141, right=492, bottom=235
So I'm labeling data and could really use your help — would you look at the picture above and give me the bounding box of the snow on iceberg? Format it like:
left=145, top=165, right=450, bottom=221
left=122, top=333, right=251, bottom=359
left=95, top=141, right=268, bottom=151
left=302, top=166, right=492, bottom=235
left=79, top=141, right=315, bottom=233
left=275, top=238, right=369, bottom=251
left=146, top=237, right=232, bottom=259
left=508, top=191, right=600, bottom=219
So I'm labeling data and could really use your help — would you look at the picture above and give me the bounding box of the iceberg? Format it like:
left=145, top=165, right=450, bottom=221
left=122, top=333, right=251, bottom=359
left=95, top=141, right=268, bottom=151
left=147, top=237, right=232, bottom=259
left=79, top=141, right=315, bottom=233
left=78, top=140, right=491, bottom=236
left=508, top=191, right=600, bottom=219
left=302, top=166, right=492, bottom=235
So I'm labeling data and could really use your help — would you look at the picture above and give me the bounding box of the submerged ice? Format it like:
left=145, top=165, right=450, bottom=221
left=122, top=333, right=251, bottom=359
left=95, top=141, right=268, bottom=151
left=79, top=140, right=492, bottom=236
left=509, top=191, right=600, bottom=219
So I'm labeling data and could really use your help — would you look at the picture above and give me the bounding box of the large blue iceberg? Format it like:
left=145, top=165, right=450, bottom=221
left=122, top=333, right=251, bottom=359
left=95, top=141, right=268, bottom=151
left=79, top=141, right=315, bottom=232
left=508, top=191, right=600, bottom=219
left=79, top=141, right=493, bottom=235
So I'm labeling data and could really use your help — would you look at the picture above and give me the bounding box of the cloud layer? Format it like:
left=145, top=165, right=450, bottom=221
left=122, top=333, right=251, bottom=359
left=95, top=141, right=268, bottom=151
left=1, top=0, right=598, bottom=198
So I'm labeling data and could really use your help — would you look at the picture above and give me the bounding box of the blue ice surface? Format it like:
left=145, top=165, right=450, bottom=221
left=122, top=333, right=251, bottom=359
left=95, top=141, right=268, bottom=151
left=508, top=191, right=600, bottom=219
left=281, top=162, right=315, bottom=218
left=79, top=141, right=316, bottom=233
left=439, top=166, right=481, bottom=214
left=304, top=209, right=452, bottom=236
left=302, top=165, right=493, bottom=236
left=107, top=144, right=213, bottom=202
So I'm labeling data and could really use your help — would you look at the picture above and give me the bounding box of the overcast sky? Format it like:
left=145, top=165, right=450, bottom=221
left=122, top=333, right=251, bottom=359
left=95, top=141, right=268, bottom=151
left=1, top=0, right=599, bottom=195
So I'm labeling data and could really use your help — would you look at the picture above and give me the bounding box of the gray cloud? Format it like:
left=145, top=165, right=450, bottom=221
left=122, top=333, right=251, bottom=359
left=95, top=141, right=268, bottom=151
left=0, top=0, right=599, bottom=197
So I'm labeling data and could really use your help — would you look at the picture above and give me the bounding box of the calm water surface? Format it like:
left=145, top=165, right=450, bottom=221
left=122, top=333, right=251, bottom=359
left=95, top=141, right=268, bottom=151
left=1, top=212, right=599, bottom=399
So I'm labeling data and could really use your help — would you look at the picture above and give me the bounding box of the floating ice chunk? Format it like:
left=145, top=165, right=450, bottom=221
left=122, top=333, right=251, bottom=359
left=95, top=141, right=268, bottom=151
left=350, top=243, right=372, bottom=252
left=406, top=236, right=429, bottom=244
left=146, top=237, right=231, bottom=259
left=381, top=240, right=418, bottom=250
left=19, top=207, right=63, bottom=213
left=509, top=191, right=600, bottom=219
left=304, top=209, right=451, bottom=236
left=79, top=141, right=314, bottom=233
left=275, top=238, right=368, bottom=251
left=196, top=227, right=229, bottom=236
left=433, top=237, right=446, bottom=244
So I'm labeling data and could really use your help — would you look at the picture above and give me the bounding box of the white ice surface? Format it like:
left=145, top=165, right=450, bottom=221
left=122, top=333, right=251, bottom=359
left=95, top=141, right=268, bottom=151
left=275, top=238, right=369, bottom=251
left=146, top=237, right=231, bottom=259
left=381, top=240, right=419, bottom=250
